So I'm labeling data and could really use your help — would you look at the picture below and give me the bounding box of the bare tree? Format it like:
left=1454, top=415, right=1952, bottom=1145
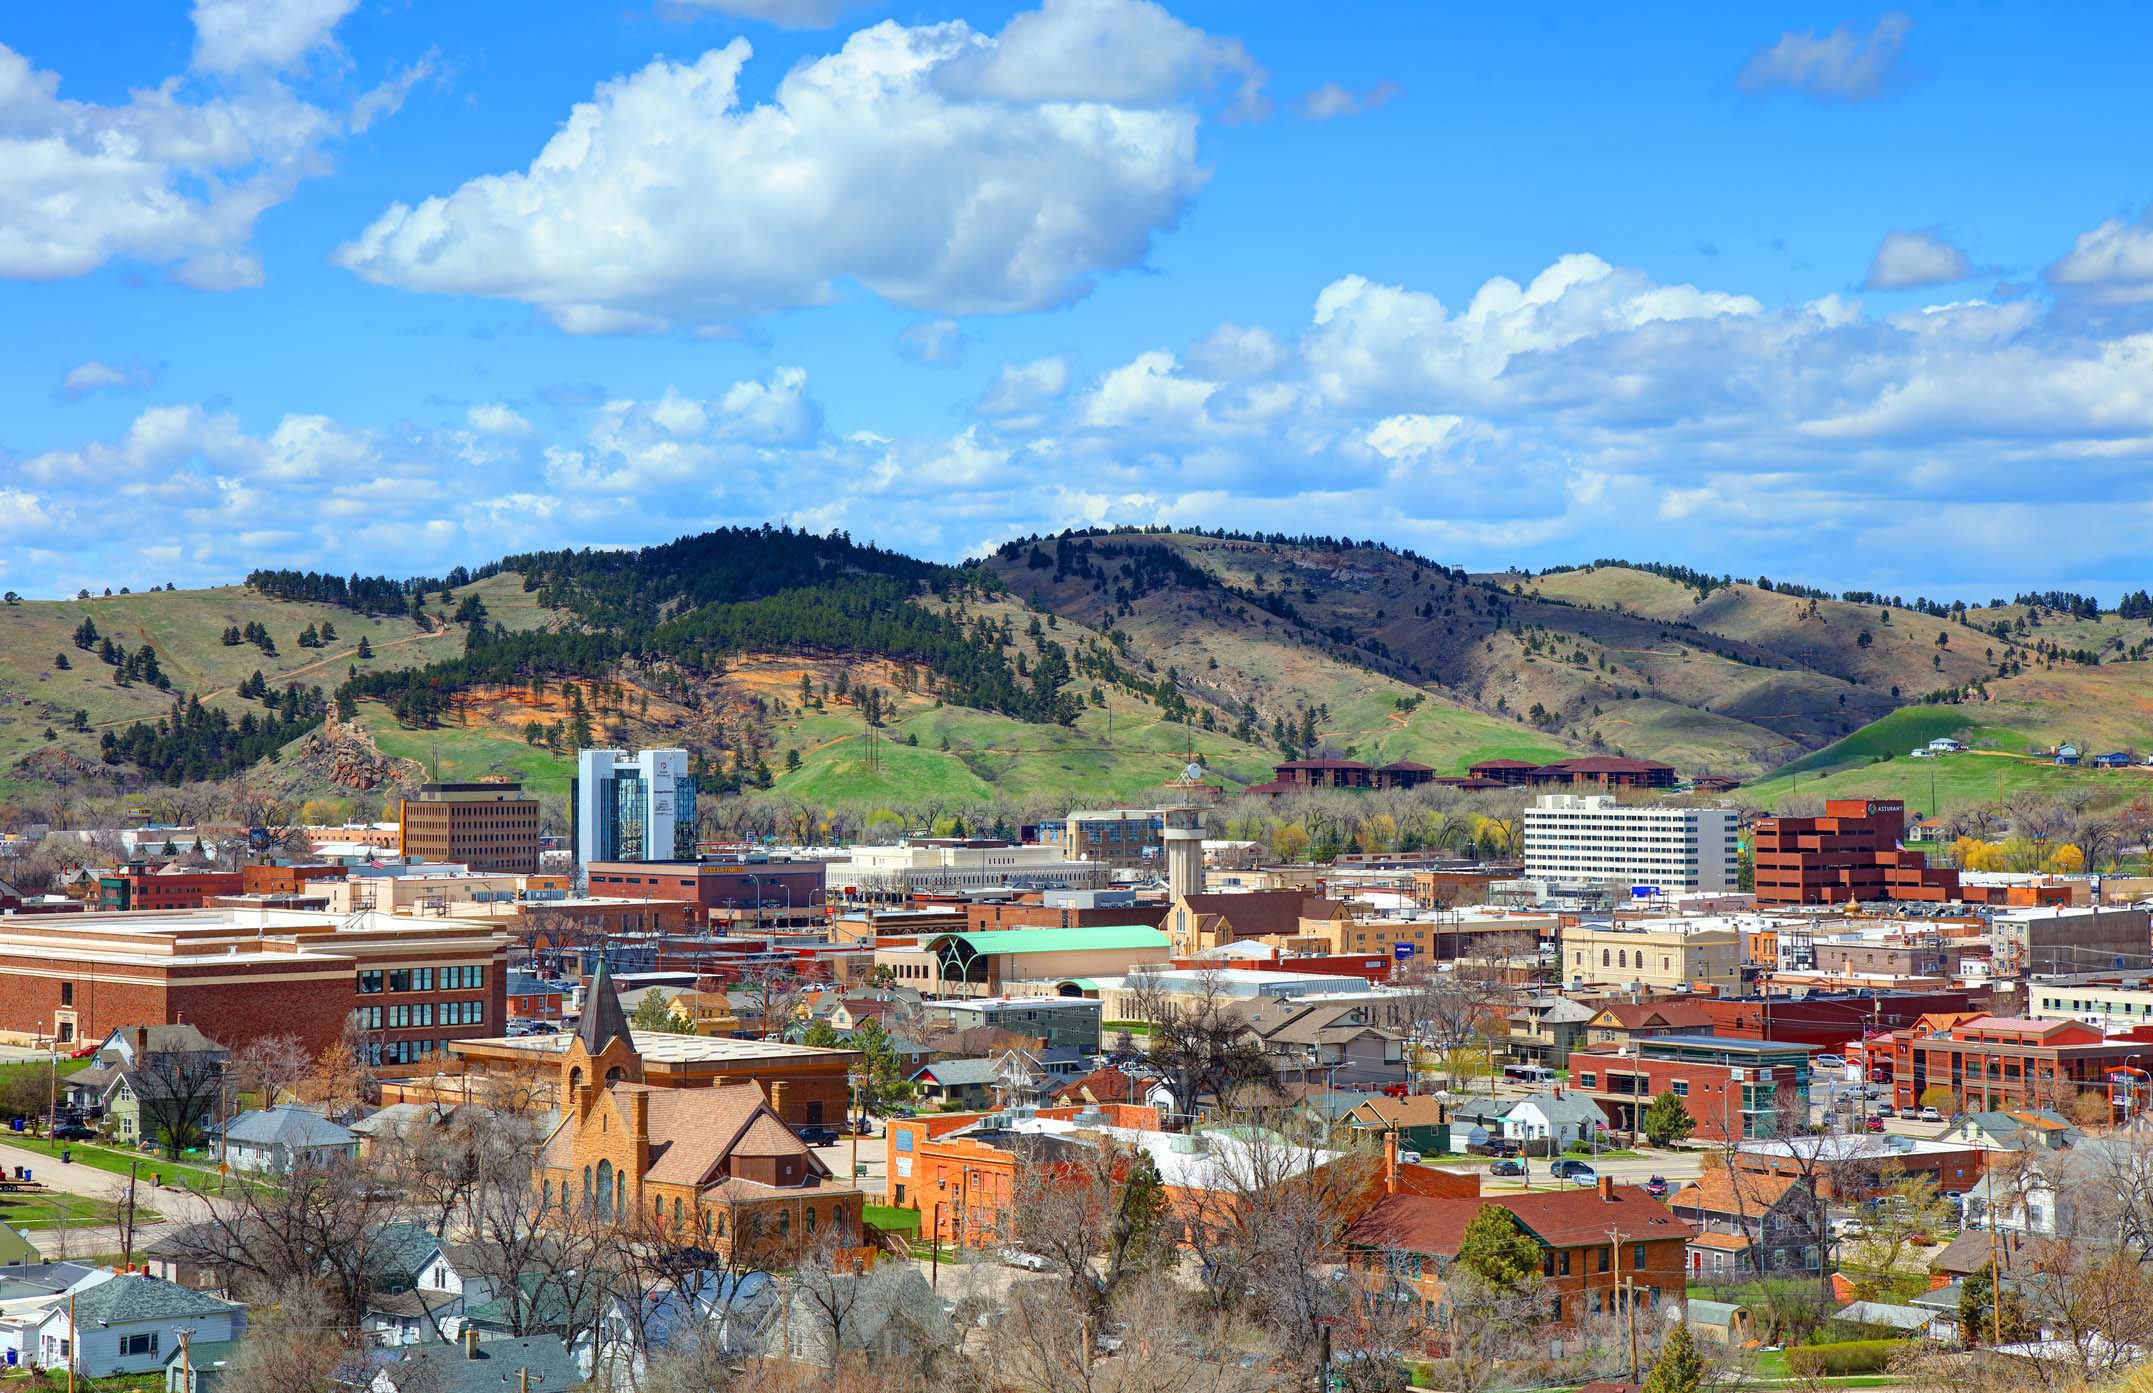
left=1012, top=1132, right=1172, bottom=1344
left=1126, top=968, right=1271, bottom=1127
left=218, top=1280, right=362, bottom=1393
left=168, top=1150, right=400, bottom=1325
left=225, top=1033, right=312, bottom=1108
left=132, top=1045, right=230, bottom=1157
left=1181, top=1116, right=1379, bottom=1379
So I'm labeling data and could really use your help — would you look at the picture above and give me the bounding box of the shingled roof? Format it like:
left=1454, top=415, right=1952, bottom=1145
left=577, top=956, right=634, bottom=1057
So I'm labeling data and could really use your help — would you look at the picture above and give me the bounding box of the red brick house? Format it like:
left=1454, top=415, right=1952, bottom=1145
left=1345, top=1179, right=1694, bottom=1328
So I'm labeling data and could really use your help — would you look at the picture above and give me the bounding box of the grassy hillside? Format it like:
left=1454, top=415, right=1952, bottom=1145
left=0, top=572, right=550, bottom=799
left=1739, top=748, right=2152, bottom=817
left=982, top=538, right=1576, bottom=779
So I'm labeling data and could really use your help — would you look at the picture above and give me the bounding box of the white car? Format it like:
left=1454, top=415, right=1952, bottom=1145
left=1919, top=1106, right=1943, bottom=1122
left=1815, top=1054, right=1847, bottom=1069
left=998, top=1249, right=1052, bottom=1272
left=1399, top=1150, right=1422, bottom=1166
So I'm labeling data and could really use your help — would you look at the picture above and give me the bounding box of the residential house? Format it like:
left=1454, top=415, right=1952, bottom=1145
left=362, top=1222, right=493, bottom=1347
left=664, top=989, right=744, bottom=1036
left=1502, top=1091, right=1607, bottom=1150
left=64, top=1025, right=229, bottom=1145
left=908, top=1058, right=1004, bottom=1110
left=1581, top=1001, right=1717, bottom=1053
left=1345, top=1180, right=1696, bottom=1328
left=31, top=1274, right=243, bottom=1378
left=1234, top=998, right=1407, bottom=1090
left=0, top=1260, right=102, bottom=1367
left=1937, top=1109, right=2079, bottom=1154
left=370, top=1334, right=580, bottom=1393
left=218, top=1104, right=359, bottom=1173
left=1342, top=1095, right=1450, bottom=1155
left=1051, top=1066, right=1143, bottom=1107
left=1668, top=1170, right=1820, bottom=1277
left=1507, top=995, right=1596, bottom=1069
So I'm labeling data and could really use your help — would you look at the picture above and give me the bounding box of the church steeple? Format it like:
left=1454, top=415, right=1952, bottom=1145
left=563, top=955, right=642, bottom=1104
left=578, top=955, right=633, bottom=1058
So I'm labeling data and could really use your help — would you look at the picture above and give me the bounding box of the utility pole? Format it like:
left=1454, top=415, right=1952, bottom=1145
left=65, top=1290, right=75, bottom=1393
left=1624, top=1275, right=1639, bottom=1385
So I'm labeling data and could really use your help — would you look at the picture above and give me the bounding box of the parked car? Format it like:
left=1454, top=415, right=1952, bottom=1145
left=1489, top=1159, right=1526, bottom=1177
left=1550, top=1158, right=1596, bottom=1181
left=1568, top=1169, right=1599, bottom=1188
left=998, top=1249, right=1052, bottom=1272
left=67, top=1044, right=100, bottom=1061
left=1816, top=1053, right=1847, bottom=1069
left=1875, top=1103, right=1896, bottom=1118
left=52, top=1123, right=96, bottom=1142
left=1642, top=1175, right=1669, bottom=1197
left=1831, top=1216, right=1867, bottom=1240
left=796, top=1126, right=840, bottom=1146
left=1919, top=1106, right=1943, bottom=1122
left=1864, top=1115, right=1885, bottom=1132
left=1398, top=1150, right=1422, bottom=1166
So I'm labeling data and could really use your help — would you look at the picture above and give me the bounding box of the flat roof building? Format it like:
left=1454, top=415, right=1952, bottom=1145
left=1752, top=799, right=1957, bottom=906
left=1561, top=918, right=1744, bottom=995
left=399, top=782, right=539, bottom=875
left=1523, top=795, right=1739, bottom=895
left=0, top=908, right=509, bottom=1072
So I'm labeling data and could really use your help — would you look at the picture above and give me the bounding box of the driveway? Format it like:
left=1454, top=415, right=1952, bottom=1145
left=0, top=1136, right=217, bottom=1260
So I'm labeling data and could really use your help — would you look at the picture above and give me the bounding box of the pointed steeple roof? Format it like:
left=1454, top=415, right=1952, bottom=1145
left=577, top=956, right=633, bottom=1058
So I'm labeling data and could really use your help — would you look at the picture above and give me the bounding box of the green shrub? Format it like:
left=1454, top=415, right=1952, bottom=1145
left=1563, top=1140, right=1591, bottom=1155
left=1785, top=1339, right=1908, bottom=1376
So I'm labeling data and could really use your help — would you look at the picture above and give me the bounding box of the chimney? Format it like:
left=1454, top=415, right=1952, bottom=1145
left=1598, top=1175, right=1615, bottom=1202
left=1383, top=1130, right=1398, bottom=1195
left=629, top=1089, right=649, bottom=1143
left=463, top=1328, right=480, bottom=1360
left=134, top=1026, right=149, bottom=1059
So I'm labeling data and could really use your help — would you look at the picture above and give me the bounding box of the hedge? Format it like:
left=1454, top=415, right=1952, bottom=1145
left=1786, top=1339, right=1910, bottom=1376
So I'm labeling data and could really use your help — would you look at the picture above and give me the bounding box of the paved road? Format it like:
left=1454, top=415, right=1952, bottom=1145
left=1473, top=1146, right=1704, bottom=1195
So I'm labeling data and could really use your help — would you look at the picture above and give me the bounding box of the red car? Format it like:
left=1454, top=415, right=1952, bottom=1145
left=67, top=1045, right=99, bottom=1060
left=1864, top=1115, right=1886, bottom=1132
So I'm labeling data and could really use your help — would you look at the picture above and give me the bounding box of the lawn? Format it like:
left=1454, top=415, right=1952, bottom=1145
left=863, top=1204, right=920, bottom=1235
left=1741, top=746, right=2152, bottom=818
left=29, top=1136, right=227, bottom=1191
left=0, top=1190, right=160, bottom=1231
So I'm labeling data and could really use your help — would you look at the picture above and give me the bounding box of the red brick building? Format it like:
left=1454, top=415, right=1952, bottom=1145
left=963, top=899, right=1170, bottom=934
left=1752, top=799, right=1960, bottom=905
left=1267, top=759, right=1438, bottom=791
left=1346, top=1179, right=1695, bottom=1328
left=241, top=863, right=347, bottom=896
left=0, top=908, right=509, bottom=1074
left=1888, top=1013, right=2153, bottom=1114
left=99, top=867, right=245, bottom=911
left=585, top=859, right=827, bottom=929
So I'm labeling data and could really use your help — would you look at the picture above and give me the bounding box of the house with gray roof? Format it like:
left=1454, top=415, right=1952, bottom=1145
left=908, top=1057, right=1004, bottom=1109
left=217, top=1104, right=359, bottom=1173
left=29, top=1273, right=243, bottom=1378
left=761, top=1265, right=955, bottom=1368
left=1501, top=1090, right=1607, bottom=1149
left=370, top=1334, right=580, bottom=1393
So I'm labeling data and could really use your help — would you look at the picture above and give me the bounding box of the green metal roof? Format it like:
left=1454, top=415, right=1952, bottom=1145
left=929, top=926, right=1168, bottom=955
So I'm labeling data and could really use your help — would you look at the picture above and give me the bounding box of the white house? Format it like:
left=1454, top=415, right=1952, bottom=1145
left=31, top=1274, right=242, bottom=1378
left=218, top=1105, right=359, bottom=1174
left=1500, top=1091, right=1606, bottom=1149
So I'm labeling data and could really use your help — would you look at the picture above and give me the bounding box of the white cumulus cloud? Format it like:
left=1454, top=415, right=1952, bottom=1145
left=60, top=360, right=156, bottom=399
left=0, top=6, right=418, bottom=288
left=664, top=0, right=861, bottom=27
left=1864, top=229, right=1972, bottom=290
left=2048, top=207, right=2153, bottom=307
left=1295, top=81, right=1399, bottom=121
left=336, top=2, right=1233, bottom=331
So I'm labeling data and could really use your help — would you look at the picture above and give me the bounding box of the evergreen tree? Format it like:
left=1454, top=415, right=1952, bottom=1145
left=320, top=620, right=337, bottom=642
left=1641, top=1322, right=1703, bottom=1393
left=1641, top=1090, right=1695, bottom=1148
left=1455, top=1203, right=1540, bottom=1289
left=355, top=635, right=373, bottom=659
left=52, top=652, right=69, bottom=670
left=628, top=990, right=693, bottom=1034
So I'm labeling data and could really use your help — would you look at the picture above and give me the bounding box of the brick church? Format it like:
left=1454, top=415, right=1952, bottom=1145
left=537, top=960, right=862, bottom=1258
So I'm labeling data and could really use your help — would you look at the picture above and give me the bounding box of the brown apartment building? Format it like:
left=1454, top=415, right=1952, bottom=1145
left=1752, top=798, right=1959, bottom=905
left=399, top=783, right=541, bottom=874
left=1466, top=756, right=1680, bottom=790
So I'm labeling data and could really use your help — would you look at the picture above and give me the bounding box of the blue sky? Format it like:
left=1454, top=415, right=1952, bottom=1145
left=5, top=1, right=2153, bottom=600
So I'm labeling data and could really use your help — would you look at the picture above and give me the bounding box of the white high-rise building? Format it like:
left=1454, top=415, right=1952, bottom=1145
left=1522, top=794, right=1738, bottom=895
left=575, top=748, right=695, bottom=868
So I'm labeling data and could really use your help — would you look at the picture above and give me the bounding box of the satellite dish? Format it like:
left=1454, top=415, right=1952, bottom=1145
left=1183, top=761, right=1203, bottom=782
